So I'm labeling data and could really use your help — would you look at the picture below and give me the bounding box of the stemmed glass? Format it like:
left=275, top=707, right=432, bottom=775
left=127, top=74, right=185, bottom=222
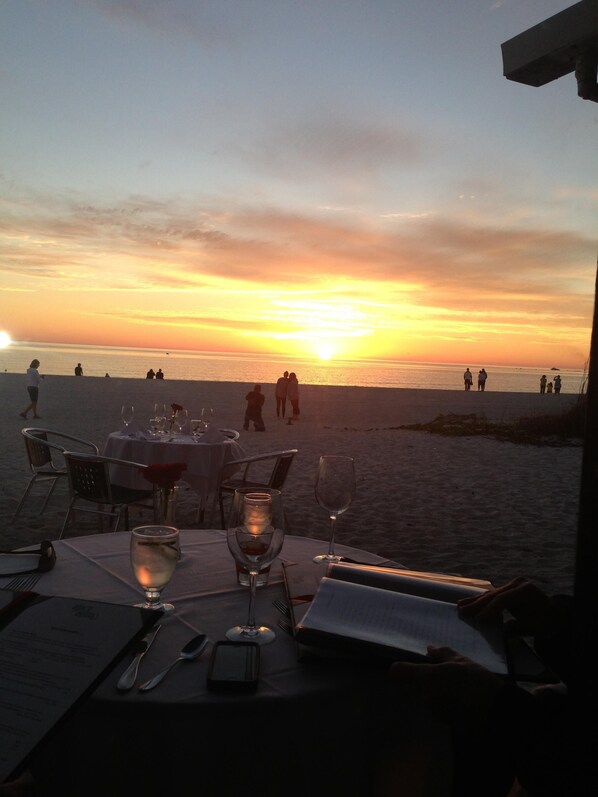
left=173, top=408, right=188, bottom=434
left=313, top=455, right=356, bottom=564
left=226, top=488, right=285, bottom=645
left=154, top=403, right=167, bottom=434
left=130, top=525, right=179, bottom=614
left=201, top=407, right=214, bottom=429
left=122, top=404, right=134, bottom=428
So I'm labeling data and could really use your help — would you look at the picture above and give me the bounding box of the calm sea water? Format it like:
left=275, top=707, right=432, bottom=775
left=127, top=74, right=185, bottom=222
left=0, top=341, right=587, bottom=394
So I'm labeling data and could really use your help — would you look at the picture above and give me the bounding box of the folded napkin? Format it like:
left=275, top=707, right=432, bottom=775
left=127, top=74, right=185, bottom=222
left=120, top=419, right=150, bottom=439
left=198, top=425, right=227, bottom=444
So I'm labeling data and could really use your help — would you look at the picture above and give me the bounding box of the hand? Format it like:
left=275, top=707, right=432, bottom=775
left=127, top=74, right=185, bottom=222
left=389, top=646, right=503, bottom=725
left=458, top=577, right=553, bottom=636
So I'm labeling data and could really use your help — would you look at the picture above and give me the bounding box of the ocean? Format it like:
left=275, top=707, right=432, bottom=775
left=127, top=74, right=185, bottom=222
left=0, top=341, right=587, bottom=394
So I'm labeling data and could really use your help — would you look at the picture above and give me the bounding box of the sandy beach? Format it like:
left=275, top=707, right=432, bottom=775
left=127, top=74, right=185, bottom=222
left=0, top=373, right=582, bottom=595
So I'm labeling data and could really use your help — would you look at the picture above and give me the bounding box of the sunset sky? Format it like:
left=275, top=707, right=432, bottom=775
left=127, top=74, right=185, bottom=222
left=1, top=1, right=596, bottom=368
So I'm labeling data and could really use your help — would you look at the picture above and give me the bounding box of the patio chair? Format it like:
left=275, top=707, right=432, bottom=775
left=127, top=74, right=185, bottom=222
left=217, top=448, right=298, bottom=528
left=220, top=428, right=240, bottom=440
left=59, top=452, right=157, bottom=539
left=13, top=428, right=99, bottom=521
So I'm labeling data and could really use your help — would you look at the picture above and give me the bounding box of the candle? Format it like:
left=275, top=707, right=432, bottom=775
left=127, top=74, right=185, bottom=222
left=243, top=492, right=272, bottom=535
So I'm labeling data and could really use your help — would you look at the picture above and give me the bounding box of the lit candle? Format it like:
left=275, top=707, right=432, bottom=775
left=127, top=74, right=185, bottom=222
left=243, top=492, right=272, bottom=535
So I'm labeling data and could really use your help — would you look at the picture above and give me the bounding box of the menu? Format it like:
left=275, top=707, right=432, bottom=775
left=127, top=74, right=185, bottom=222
left=0, top=589, right=158, bottom=784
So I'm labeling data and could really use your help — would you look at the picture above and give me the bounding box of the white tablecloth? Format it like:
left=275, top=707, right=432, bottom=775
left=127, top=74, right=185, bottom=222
left=103, top=431, right=245, bottom=501
left=4, top=532, right=404, bottom=796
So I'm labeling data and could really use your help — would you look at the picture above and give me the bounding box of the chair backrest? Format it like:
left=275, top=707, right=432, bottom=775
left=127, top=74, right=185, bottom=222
left=220, top=429, right=240, bottom=441
left=64, top=453, right=113, bottom=504
left=268, top=450, right=297, bottom=490
left=23, top=430, right=53, bottom=469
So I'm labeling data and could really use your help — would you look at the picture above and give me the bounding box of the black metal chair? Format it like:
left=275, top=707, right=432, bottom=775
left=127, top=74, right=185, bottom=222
left=13, top=428, right=99, bottom=521
left=217, top=449, right=298, bottom=528
left=60, top=452, right=157, bottom=539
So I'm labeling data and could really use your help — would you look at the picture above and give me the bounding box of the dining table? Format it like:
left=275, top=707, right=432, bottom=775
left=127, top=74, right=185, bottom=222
left=102, top=428, right=245, bottom=523
left=3, top=530, right=409, bottom=797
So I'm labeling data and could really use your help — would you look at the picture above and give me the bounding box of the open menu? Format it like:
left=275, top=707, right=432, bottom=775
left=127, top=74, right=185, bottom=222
left=293, top=562, right=510, bottom=675
left=0, top=589, right=159, bottom=785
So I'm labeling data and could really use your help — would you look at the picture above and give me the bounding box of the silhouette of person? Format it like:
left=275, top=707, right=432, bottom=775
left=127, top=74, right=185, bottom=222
left=287, top=372, right=300, bottom=421
left=540, top=374, right=547, bottom=394
left=554, top=374, right=562, bottom=394
left=20, top=359, right=43, bottom=419
left=146, top=369, right=155, bottom=379
left=74, top=363, right=83, bottom=376
left=478, top=368, right=487, bottom=391
left=547, top=381, right=553, bottom=394
left=275, top=370, right=289, bottom=418
left=156, top=368, right=164, bottom=380
left=243, top=384, right=266, bottom=431
left=463, top=368, right=473, bottom=391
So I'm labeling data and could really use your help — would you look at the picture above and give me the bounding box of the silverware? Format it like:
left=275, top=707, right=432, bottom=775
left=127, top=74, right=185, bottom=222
left=138, top=633, right=209, bottom=692
left=277, top=619, right=294, bottom=636
left=1, top=573, right=41, bottom=592
left=117, top=624, right=161, bottom=692
left=272, top=598, right=291, bottom=617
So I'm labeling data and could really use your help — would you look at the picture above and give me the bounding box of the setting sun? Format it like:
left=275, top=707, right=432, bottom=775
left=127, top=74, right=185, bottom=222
left=317, top=345, right=334, bottom=361
left=0, top=331, right=11, bottom=349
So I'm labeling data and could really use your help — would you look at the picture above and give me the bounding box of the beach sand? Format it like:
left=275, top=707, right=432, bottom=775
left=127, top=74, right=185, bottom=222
left=1, top=373, right=582, bottom=595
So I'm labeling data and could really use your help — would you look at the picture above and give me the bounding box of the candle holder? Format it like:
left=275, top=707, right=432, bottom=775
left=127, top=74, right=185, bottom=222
left=236, top=492, right=273, bottom=586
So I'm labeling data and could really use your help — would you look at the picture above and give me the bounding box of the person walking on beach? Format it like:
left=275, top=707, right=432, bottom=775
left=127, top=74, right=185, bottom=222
left=20, top=359, right=44, bottom=419
left=275, top=370, right=289, bottom=418
left=540, top=374, right=547, bottom=394
left=478, top=368, right=487, bottom=391
left=243, top=384, right=266, bottom=431
left=74, top=363, right=83, bottom=376
left=554, top=374, right=562, bottom=394
left=287, top=372, right=300, bottom=422
left=463, top=368, right=473, bottom=391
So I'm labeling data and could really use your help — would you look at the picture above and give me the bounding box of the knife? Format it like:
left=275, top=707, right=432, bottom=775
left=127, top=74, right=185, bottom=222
left=117, top=624, right=161, bottom=692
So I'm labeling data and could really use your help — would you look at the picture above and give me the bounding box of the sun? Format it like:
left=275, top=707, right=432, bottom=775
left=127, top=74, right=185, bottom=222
left=317, top=344, right=334, bottom=361
left=0, top=331, right=11, bottom=349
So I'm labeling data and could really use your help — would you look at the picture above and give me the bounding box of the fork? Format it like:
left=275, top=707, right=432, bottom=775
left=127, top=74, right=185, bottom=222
left=272, top=598, right=291, bottom=617
left=277, top=619, right=294, bottom=636
left=2, top=573, right=41, bottom=592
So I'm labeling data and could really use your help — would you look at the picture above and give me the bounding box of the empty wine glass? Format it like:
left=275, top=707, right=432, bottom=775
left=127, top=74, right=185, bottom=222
left=226, top=488, right=285, bottom=645
left=121, top=404, right=134, bottom=428
left=173, top=408, right=188, bottom=434
left=130, top=525, right=179, bottom=614
left=313, top=455, right=356, bottom=564
left=154, top=403, right=166, bottom=434
left=201, top=407, right=214, bottom=429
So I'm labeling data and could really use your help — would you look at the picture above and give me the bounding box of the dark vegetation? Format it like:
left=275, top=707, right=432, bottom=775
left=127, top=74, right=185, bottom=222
left=399, top=396, right=586, bottom=447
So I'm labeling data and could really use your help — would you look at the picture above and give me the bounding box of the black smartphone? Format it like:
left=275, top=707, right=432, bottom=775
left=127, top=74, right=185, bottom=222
left=206, top=641, right=260, bottom=692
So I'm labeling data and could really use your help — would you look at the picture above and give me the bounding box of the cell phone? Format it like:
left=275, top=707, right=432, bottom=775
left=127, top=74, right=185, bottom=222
left=206, top=641, right=260, bottom=692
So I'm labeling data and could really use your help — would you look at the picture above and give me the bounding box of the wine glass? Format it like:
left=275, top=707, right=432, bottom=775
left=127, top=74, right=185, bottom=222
left=226, top=488, right=285, bottom=645
left=121, top=404, right=134, bottom=428
left=173, top=408, right=188, bottom=434
left=130, top=525, right=179, bottom=614
left=154, top=403, right=166, bottom=434
left=313, top=455, right=356, bottom=564
left=201, top=407, right=214, bottom=429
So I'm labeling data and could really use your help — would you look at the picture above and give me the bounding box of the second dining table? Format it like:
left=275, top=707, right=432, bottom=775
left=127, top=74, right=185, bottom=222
left=103, top=428, right=245, bottom=520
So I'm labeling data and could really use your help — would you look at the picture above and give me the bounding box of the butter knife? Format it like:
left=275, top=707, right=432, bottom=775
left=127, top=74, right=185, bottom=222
left=117, top=624, right=161, bottom=691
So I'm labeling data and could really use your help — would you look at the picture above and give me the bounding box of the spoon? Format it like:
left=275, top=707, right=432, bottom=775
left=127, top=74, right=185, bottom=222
left=138, top=633, right=209, bottom=692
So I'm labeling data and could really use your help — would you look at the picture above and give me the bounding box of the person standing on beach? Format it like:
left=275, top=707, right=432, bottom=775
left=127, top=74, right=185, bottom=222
left=275, top=371, right=289, bottom=418
left=287, top=372, right=300, bottom=422
left=156, top=368, right=164, bottom=380
left=463, top=368, right=473, bottom=391
left=554, top=374, right=562, bottom=394
left=20, top=359, right=43, bottom=419
left=540, top=374, right=547, bottom=394
left=478, top=368, right=487, bottom=391
left=243, top=384, right=266, bottom=431
left=74, top=363, right=83, bottom=376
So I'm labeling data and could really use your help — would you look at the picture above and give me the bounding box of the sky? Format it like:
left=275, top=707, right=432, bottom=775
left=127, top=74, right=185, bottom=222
left=1, top=0, right=597, bottom=368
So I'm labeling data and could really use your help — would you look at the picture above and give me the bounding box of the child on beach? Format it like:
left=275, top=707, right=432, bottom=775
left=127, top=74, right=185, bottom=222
left=20, top=359, right=43, bottom=419
left=243, top=384, right=266, bottom=431
left=547, top=381, right=553, bottom=394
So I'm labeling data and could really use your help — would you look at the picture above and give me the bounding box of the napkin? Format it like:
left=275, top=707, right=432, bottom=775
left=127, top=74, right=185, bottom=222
left=120, top=420, right=150, bottom=439
left=199, top=425, right=227, bottom=444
